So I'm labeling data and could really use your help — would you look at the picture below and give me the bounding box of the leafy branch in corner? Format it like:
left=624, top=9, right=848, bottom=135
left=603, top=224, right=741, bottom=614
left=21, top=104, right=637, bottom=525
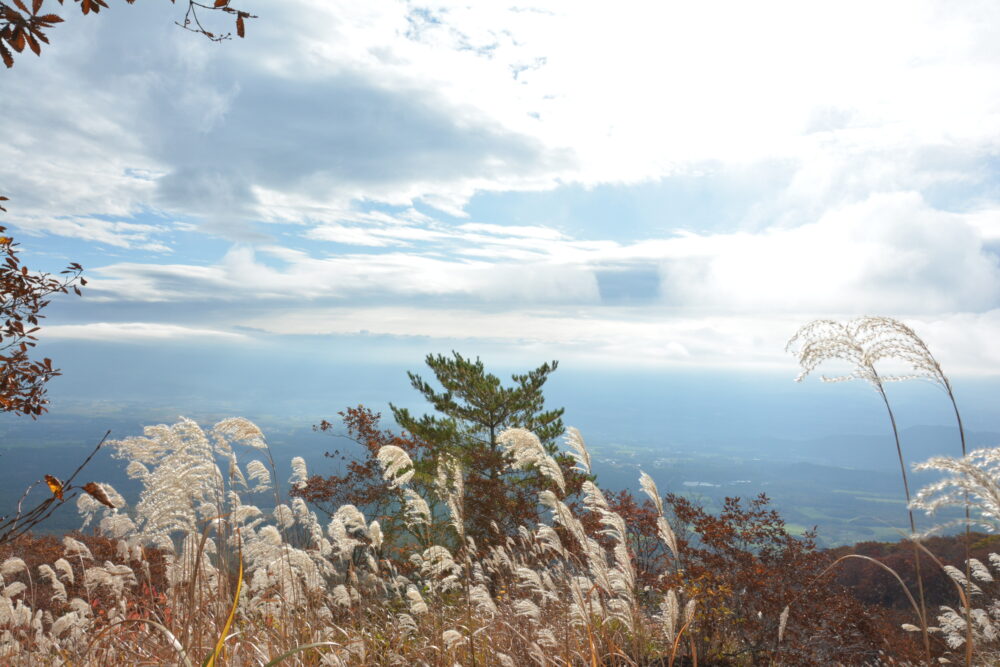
left=0, top=195, right=86, bottom=416
left=0, top=0, right=257, bottom=68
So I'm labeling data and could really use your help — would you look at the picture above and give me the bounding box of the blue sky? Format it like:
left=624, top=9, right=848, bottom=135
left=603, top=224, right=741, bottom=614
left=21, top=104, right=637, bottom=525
left=2, top=0, right=1000, bottom=428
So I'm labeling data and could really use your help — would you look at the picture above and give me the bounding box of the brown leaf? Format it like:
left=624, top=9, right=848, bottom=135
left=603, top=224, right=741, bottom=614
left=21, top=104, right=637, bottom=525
left=214, top=0, right=228, bottom=6
left=82, top=482, right=115, bottom=508
left=31, top=0, right=42, bottom=16
left=44, top=474, right=63, bottom=500
left=236, top=14, right=244, bottom=38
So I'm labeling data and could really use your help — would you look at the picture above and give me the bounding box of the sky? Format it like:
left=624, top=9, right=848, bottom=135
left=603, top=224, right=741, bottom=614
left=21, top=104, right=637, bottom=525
left=1, top=1, right=1000, bottom=434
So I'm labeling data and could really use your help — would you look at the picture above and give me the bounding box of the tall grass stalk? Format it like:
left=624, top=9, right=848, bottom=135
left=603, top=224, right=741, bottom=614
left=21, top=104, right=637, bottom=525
left=788, top=317, right=936, bottom=664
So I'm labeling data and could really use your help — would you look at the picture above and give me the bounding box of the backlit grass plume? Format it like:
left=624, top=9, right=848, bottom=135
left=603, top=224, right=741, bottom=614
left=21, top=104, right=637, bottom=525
left=788, top=315, right=973, bottom=664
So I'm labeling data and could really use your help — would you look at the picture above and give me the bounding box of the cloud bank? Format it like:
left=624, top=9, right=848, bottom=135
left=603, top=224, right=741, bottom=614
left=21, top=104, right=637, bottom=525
left=2, top=0, right=998, bottom=373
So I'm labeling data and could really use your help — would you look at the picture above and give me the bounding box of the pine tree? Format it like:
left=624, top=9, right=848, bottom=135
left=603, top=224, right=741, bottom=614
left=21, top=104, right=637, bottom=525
left=390, top=351, right=583, bottom=544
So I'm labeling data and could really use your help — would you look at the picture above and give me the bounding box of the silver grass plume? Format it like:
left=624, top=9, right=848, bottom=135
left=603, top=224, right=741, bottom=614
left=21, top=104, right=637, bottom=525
left=442, top=628, right=464, bottom=650
left=213, top=416, right=267, bottom=450
left=778, top=605, right=790, bottom=643
left=396, top=612, right=418, bottom=637
left=470, top=583, right=497, bottom=617
left=660, top=589, right=680, bottom=640
left=539, top=490, right=587, bottom=548
left=289, top=456, right=308, bottom=490
left=335, top=504, right=370, bottom=539
left=787, top=318, right=881, bottom=385
left=376, top=445, right=414, bottom=488
left=402, top=488, right=432, bottom=527
left=37, top=565, right=66, bottom=604
left=498, top=428, right=566, bottom=494
left=105, top=418, right=228, bottom=549
left=405, top=584, right=428, bottom=615
left=564, top=427, right=592, bottom=475
left=3, top=582, right=25, bottom=599
left=943, top=564, right=982, bottom=596
left=53, top=559, right=73, bottom=585
left=514, top=598, right=542, bottom=623
left=516, top=566, right=543, bottom=594
left=581, top=480, right=609, bottom=514
left=62, top=537, right=92, bottom=560
left=970, top=558, right=993, bottom=583
left=851, top=316, right=955, bottom=388
left=245, top=459, right=272, bottom=493
left=684, top=598, right=697, bottom=626
left=536, top=627, right=558, bottom=648
left=419, top=545, right=459, bottom=581
left=639, top=471, right=679, bottom=558
left=911, top=447, right=1000, bottom=533
left=1, top=558, right=26, bottom=577
left=435, top=455, right=465, bottom=541
left=273, top=504, right=295, bottom=529
left=535, top=524, right=564, bottom=557
left=369, top=520, right=383, bottom=551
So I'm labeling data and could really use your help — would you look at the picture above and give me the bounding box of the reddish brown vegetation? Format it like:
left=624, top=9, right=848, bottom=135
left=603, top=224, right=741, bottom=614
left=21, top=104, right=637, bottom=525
left=600, top=490, right=927, bottom=664
left=0, top=532, right=169, bottom=622
left=0, top=210, right=84, bottom=417
left=830, top=532, right=1000, bottom=610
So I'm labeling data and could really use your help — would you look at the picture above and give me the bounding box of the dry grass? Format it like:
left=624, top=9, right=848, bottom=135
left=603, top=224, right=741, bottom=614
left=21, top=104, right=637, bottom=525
left=0, top=419, right=701, bottom=666
left=0, top=316, right=987, bottom=665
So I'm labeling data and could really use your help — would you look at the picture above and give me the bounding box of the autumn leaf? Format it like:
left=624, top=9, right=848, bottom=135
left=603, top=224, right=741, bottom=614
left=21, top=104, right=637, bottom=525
left=44, top=474, right=63, bottom=500
left=82, top=482, right=115, bottom=508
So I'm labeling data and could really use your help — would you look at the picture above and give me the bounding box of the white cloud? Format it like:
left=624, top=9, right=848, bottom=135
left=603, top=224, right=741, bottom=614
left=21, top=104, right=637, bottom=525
left=458, top=223, right=565, bottom=240
left=4, top=0, right=1000, bottom=377
left=4, top=0, right=999, bottom=241
left=11, top=214, right=170, bottom=252
left=83, top=192, right=1000, bottom=317
left=654, top=192, right=1000, bottom=313
left=229, top=306, right=1000, bottom=375
left=43, top=322, right=247, bottom=342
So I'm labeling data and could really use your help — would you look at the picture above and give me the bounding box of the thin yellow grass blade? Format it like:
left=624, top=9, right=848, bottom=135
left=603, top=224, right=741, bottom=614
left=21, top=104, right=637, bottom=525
left=205, top=539, right=243, bottom=667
